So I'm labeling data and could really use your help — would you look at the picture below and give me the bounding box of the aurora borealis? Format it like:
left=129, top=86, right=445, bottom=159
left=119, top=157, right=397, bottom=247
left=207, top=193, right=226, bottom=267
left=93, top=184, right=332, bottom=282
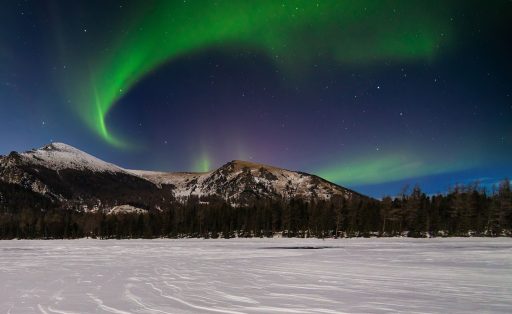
left=80, top=0, right=450, bottom=147
left=1, top=0, right=511, bottom=196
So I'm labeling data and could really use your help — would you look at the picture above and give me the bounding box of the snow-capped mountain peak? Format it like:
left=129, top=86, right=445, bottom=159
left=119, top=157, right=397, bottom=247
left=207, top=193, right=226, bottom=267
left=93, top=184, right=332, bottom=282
left=18, top=142, right=123, bottom=173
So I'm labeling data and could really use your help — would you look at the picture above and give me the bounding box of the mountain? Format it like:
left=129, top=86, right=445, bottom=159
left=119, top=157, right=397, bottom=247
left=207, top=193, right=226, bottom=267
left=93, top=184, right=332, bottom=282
left=0, top=143, right=168, bottom=211
left=0, top=143, right=363, bottom=212
left=131, top=160, right=361, bottom=205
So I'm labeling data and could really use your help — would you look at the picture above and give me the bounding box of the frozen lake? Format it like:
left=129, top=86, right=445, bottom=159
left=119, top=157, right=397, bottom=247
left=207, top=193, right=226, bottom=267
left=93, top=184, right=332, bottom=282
left=0, top=238, right=511, bottom=313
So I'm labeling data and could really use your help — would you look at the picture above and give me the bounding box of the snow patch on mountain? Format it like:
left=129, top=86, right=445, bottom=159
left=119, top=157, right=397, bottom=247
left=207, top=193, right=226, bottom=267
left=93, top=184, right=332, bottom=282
left=128, top=170, right=205, bottom=187
left=108, top=205, right=148, bottom=215
left=128, top=170, right=211, bottom=198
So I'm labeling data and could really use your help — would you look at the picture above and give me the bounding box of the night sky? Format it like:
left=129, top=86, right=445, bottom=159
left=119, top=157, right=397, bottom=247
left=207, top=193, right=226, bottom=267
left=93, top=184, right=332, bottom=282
left=1, top=0, right=511, bottom=197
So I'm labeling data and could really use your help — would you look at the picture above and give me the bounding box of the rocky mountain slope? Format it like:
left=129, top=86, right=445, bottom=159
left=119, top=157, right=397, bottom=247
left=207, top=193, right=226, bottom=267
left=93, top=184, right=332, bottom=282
left=131, top=160, right=361, bottom=205
left=0, top=143, right=363, bottom=211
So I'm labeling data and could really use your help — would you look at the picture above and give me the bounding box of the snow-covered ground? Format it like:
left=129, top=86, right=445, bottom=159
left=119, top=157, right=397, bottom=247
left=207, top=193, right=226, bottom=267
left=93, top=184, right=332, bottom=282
left=0, top=238, right=511, bottom=314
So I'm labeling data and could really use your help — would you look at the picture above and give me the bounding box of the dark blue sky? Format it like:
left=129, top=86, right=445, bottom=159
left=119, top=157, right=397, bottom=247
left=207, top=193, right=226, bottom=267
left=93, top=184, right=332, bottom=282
left=0, top=0, right=511, bottom=197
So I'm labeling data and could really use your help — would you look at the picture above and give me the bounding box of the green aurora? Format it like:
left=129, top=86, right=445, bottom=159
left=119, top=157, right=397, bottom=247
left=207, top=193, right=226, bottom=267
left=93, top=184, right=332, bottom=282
left=76, top=0, right=453, bottom=147
left=194, top=153, right=211, bottom=173
left=316, top=153, right=478, bottom=187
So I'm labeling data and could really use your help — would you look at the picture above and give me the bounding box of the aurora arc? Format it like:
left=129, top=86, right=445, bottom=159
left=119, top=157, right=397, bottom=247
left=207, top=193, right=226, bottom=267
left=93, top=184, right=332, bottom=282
left=77, top=0, right=452, bottom=147
left=316, top=154, right=478, bottom=187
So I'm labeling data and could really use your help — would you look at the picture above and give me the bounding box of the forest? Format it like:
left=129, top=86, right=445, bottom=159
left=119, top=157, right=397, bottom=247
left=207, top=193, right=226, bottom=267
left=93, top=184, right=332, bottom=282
left=0, top=179, right=511, bottom=239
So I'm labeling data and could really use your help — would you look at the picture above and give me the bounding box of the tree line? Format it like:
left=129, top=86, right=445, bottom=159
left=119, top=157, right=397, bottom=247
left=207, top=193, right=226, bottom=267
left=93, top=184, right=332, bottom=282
left=0, top=179, right=511, bottom=239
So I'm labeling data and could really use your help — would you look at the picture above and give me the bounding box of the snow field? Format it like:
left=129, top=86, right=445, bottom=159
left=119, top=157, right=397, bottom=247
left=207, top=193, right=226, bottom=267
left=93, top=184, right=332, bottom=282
left=0, top=238, right=511, bottom=313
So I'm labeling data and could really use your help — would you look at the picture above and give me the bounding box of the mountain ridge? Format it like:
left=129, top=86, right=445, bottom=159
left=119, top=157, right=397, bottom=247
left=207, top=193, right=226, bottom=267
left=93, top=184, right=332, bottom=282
left=0, top=143, right=365, bottom=212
